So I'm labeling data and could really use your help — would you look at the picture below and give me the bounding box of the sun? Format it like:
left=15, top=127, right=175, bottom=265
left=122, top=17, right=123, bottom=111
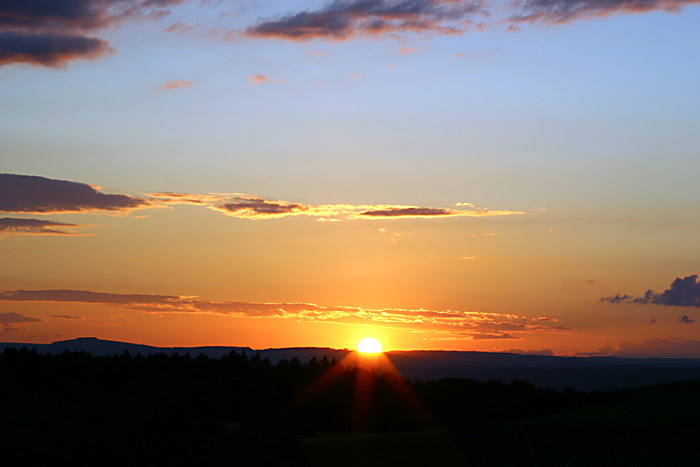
left=357, top=337, right=383, bottom=354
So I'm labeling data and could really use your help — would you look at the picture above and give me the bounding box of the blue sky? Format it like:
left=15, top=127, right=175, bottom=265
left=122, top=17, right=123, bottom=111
left=1, top=0, right=699, bottom=354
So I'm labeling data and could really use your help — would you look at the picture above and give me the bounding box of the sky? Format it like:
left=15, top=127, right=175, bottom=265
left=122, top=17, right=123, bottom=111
left=1, top=0, right=699, bottom=357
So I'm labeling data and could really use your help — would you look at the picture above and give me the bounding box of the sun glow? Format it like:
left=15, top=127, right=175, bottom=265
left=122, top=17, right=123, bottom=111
left=357, top=337, right=383, bottom=354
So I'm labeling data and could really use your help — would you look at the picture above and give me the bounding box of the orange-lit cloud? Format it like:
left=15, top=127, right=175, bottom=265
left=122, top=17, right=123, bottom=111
left=248, top=74, right=283, bottom=85
left=148, top=192, right=524, bottom=221
left=0, top=217, right=85, bottom=236
left=0, top=173, right=151, bottom=214
left=162, top=80, right=193, bottom=90
left=399, top=47, right=419, bottom=55
left=0, top=288, right=569, bottom=340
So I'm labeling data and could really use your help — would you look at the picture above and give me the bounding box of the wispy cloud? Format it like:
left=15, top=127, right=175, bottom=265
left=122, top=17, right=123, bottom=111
left=244, top=0, right=484, bottom=41
left=0, top=173, right=151, bottom=214
left=162, top=80, right=193, bottom=91
left=0, top=217, right=85, bottom=236
left=165, top=21, right=198, bottom=34
left=399, top=46, right=419, bottom=54
left=148, top=192, right=524, bottom=221
left=248, top=74, right=283, bottom=85
left=241, top=0, right=699, bottom=44
left=0, top=288, right=570, bottom=340
left=508, top=0, right=700, bottom=25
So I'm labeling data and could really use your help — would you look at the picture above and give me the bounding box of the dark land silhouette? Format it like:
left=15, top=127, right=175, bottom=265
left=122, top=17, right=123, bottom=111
left=1, top=341, right=699, bottom=465
left=3, top=337, right=700, bottom=390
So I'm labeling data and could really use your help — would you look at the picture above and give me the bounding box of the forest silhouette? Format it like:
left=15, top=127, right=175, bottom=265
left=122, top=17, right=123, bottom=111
left=2, top=347, right=699, bottom=465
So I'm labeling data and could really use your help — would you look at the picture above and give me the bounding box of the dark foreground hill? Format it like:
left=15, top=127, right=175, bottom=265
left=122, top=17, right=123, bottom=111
left=1, top=346, right=698, bottom=466
left=2, top=337, right=700, bottom=390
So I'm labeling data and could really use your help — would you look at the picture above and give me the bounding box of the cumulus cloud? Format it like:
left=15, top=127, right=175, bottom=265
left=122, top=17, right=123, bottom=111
left=148, top=192, right=524, bottom=221
left=0, top=0, right=186, bottom=67
left=508, top=0, right=700, bottom=25
left=0, top=173, right=151, bottom=214
left=0, top=217, right=84, bottom=236
left=601, top=275, right=700, bottom=308
left=244, top=0, right=484, bottom=41
left=0, top=31, right=111, bottom=67
left=0, top=288, right=569, bottom=340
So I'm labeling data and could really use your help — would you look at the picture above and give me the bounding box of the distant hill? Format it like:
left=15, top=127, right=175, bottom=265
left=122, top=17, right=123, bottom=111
left=2, top=337, right=700, bottom=390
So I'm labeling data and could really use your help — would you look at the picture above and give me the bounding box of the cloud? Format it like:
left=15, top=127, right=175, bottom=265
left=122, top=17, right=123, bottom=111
left=248, top=74, right=283, bottom=85
left=165, top=21, right=198, bottom=34
left=0, top=173, right=151, bottom=214
left=399, top=46, right=418, bottom=54
left=149, top=192, right=524, bottom=221
left=51, top=315, right=85, bottom=320
left=0, top=312, right=41, bottom=332
left=0, top=288, right=570, bottom=339
left=0, top=217, right=84, bottom=236
left=349, top=72, right=364, bottom=79
left=679, top=315, right=695, bottom=324
left=241, top=0, right=699, bottom=44
left=162, top=80, right=193, bottom=90
left=509, top=0, right=700, bottom=24
left=0, top=289, right=180, bottom=305
left=357, top=206, right=519, bottom=218
left=244, top=0, right=484, bottom=41
left=0, top=0, right=185, bottom=67
left=601, top=275, right=700, bottom=308
left=0, top=31, right=111, bottom=68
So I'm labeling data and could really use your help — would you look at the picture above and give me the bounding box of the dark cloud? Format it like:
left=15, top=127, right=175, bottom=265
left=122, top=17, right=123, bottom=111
left=509, top=0, right=700, bottom=24
left=601, top=275, right=700, bottom=308
left=51, top=314, right=84, bottom=320
left=359, top=207, right=455, bottom=217
left=216, top=198, right=309, bottom=217
left=0, top=31, right=111, bottom=67
left=0, top=312, right=42, bottom=330
left=245, top=0, right=484, bottom=41
left=0, top=173, right=151, bottom=214
left=0, top=217, right=82, bottom=236
left=0, top=0, right=185, bottom=67
left=679, top=315, right=695, bottom=324
left=470, top=333, right=518, bottom=340
left=0, top=289, right=180, bottom=304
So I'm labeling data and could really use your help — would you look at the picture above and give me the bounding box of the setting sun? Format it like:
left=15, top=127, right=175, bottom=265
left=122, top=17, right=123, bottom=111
left=357, top=337, right=383, bottom=354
